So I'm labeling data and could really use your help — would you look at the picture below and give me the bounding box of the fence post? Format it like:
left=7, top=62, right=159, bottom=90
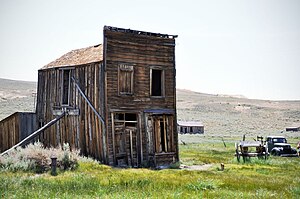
left=51, top=154, right=57, bottom=176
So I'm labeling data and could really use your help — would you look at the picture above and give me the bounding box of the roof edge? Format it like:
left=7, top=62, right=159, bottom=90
left=104, top=26, right=178, bottom=39
left=39, top=60, right=103, bottom=71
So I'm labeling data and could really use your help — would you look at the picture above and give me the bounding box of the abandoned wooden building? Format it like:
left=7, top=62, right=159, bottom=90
left=0, top=26, right=179, bottom=167
left=177, top=121, right=204, bottom=134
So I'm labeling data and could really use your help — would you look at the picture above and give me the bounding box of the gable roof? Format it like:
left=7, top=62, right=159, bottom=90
left=41, top=44, right=103, bottom=70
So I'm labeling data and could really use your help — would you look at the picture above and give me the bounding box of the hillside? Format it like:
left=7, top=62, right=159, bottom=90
left=177, top=89, right=300, bottom=137
left=0, top=78, right=299, bottom=137
left=0, top=78, right=37, bottom=120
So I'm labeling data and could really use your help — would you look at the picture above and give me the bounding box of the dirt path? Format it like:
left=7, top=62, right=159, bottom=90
left=180, top=164, right=213, bottom=171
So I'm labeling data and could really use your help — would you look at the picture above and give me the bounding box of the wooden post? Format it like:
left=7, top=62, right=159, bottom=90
left=51, top=154, right=57, bottom=176
left=220, top=163, right=224, bottom=171
left=130, top=129, right=133, bottom=167
left=163, top=116, right=167, bottom=152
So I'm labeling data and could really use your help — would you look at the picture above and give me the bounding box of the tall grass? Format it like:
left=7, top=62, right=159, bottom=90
left=1, top=137, right=300, bottom=198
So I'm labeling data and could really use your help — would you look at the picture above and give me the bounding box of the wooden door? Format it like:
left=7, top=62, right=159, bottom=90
left=114, top=126, right=137, bottom=167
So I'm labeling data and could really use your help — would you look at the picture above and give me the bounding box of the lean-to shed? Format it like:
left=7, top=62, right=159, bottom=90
left=178, top=121, right=204, bottom=134
left=34, top=26, right=179, bottom=167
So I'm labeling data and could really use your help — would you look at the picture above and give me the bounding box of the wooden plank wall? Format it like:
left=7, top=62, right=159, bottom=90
left=104, top=29, right=178, bottom=165
left=36, top=62, right=106, bottom=163
left=0, top=112, right=37, bottom=152
left=0, top=112, right=19, bottom=152
left=19, top=112, right=37, bottom=140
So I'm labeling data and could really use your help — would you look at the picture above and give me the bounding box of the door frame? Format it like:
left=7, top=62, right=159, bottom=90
left=111, top=111, right=142, bottom=167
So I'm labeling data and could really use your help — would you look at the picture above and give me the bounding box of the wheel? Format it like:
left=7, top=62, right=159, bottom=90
left=271, top=150, right=281, bottom=156
left=242, top=155, right=249, bottom=163
left=235, top=143, right=240, bottom=162
left=291, top=148, right=297, bottom=154
left=236, top=149, right=240, bottom=162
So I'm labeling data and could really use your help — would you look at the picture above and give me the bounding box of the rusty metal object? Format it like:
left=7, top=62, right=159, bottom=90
left=235, top=136, right=268, bottom=162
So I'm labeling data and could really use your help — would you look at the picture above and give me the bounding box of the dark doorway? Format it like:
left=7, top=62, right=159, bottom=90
left=62, top=69, right=70, bottom=105
left=151, top=69, right=162, bottom=96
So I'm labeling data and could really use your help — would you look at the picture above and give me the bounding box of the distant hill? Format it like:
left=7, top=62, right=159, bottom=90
left=177, top=89, right=300, bottom=137
left=0, top=78, right=37, bottom=120
left=0, top=78, right=299, bottom=137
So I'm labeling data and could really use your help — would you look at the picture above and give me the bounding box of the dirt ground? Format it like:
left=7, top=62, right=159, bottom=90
left=180, top=164, right=213, bottom=171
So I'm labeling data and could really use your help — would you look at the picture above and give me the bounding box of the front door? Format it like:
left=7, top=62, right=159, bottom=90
left=112, top=113, right=138, bottom=167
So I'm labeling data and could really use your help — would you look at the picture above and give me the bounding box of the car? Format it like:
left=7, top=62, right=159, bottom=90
left=266, top=136, right=297, bottom=156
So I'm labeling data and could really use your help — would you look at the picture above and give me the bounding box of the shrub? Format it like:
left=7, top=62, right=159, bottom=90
left=0, top=142, right=83, bottom=173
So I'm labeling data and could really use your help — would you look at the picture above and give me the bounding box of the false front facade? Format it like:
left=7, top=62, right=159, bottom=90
left=35, top=26, right=178, bottom=167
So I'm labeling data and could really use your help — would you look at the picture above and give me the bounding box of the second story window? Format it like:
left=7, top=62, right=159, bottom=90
left=118, top=64, right=134, bottom=95
left=62, top=69, right=71, bottom=106
left=150, top=67, right=165, bottom=97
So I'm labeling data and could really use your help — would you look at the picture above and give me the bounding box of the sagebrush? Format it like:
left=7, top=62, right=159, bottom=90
left=0, top=142, right=91, bottom=173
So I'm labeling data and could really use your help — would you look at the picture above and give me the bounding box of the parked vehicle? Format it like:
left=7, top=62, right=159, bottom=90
left=266, top=136, right=297, bottom=157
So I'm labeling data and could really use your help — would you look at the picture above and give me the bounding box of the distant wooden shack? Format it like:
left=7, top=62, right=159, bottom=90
left=1, top=26, right=179, bottom=168
left=178, top=121, right=204, bottom=134
left=286, top=126, right=300, bottom=132
left=0, top=112, right=37, bottom=152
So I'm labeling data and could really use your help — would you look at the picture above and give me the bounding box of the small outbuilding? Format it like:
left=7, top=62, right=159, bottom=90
left=286, top=126, right=300, bottom=132
left=178, top=121, right=204, bottom=134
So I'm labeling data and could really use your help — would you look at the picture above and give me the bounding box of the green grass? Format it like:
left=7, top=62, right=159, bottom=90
left=1, top=137, right=300, bottom=198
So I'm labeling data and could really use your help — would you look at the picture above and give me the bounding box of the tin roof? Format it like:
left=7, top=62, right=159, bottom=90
left=178, top=121, right=204, bottom=127
left=41, top=44, right=103, bottom=70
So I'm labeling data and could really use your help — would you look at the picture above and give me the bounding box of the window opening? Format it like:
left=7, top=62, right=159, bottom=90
left=125, top=113, right=137, bottom=121
left=160, top=119, right=167, bottom=152
left=154, top=116, right=172, bottom=153
left=151, top=69, right=163, bottom=96
left=114, top=113, right=137, bottom=128
left=115, top=113, right=124, bottom=120
left=62, top=69, right=70, bottom=105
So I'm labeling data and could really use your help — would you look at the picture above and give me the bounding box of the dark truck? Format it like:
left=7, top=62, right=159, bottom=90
left=266, top=136, right=297, bottom=157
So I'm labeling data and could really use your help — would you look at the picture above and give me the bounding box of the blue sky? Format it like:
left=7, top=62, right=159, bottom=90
left=1, top=0, right=299, bottom=100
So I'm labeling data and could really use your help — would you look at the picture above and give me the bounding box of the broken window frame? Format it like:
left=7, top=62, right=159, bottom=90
left=152, top=115, right=174, bottom=153
left=150, top=67, right=165, bottom=97
left=118, top=64, right=134, bottom=95
left=114, top=112, right=138, bottom=128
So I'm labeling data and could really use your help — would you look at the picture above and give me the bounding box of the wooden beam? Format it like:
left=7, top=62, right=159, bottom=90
left=71, top=77, right=105, bottom=125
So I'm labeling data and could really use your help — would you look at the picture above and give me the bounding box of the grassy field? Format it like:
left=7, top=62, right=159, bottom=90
left=1, top=136, right=299, bottom=198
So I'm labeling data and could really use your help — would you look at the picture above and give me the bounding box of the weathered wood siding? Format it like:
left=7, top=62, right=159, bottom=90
left=36, top=62, right=107, bottom=162
left=103, top=28, right=178, bottom=165
left=0, top=112, right=37, bottom=152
